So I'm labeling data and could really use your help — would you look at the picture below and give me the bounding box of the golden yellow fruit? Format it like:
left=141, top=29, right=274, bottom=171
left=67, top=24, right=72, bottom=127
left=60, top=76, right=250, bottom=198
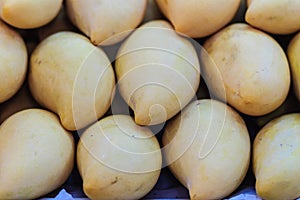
left=115, top=20, right=200, bottom=125
left=65, top=0, right=147, bottom=45
left=253, top=113, right=300, bottom=200
left=29, top=31, right=115, bottom=131
left=287, top=31, right=300, bottom=101
left=201, top=23, right=290, bottom=116
left=0, top=109, right=74, bottom=200
left=0, top=0, right=63, bottom=29
left=246, top=0, right=300, bottom=34
left=77, top=115, right=162, bottom=200
left=163, top=99, right=250, bottom=200
left=0, top=20, right=27, bottom=103
left=156, top=0, right=240, bottom=38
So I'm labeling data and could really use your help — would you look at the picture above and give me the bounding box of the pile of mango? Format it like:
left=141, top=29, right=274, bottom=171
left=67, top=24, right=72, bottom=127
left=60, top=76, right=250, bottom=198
left=0, top=0, right=300, bottom=200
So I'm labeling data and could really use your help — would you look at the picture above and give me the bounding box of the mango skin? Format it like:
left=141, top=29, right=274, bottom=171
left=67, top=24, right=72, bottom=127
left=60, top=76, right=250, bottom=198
left=156, top=0, right=240, bottom=38
left=115, top=20, right=200, bottom=126
left=0, top=109, right=75, bottom=200
left=0, top=0, right=63, bottom=29
left=253, top=113, right=300, bottom=200
left=163, top=99, right=250, bottom=200
left=246, top=0, right=300, bottom=35
left=29, top=31, right=115, bottom=131
left=0, top=20, right=27, bottom=103
left=77, top=115, right=162, bottom=200
left=288, top=32, right=300, bottom=101
left=66, top=0, right=147, bottom=45
left=201, top=23, right=290, bottom=116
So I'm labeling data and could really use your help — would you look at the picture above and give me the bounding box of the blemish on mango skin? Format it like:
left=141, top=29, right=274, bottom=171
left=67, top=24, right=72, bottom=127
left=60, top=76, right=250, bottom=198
left=34, top=58, right=42, bottom=65
left=266, top=16, right=281, bottom=21
left=134, top=183, right=144, bottom=192
left=110, top=177, right=118, bottom=185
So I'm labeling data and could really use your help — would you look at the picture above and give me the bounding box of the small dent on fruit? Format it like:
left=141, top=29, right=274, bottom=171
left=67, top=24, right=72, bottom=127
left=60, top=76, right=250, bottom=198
left=111, top=177, right=118, bottom=185
left=191, top=194, right=198, bottom=200
left=135, top=183, right=144, bottom=192
left=34, top=58, right=42, bottom=65
left=266, top=16, right=281, bottom=21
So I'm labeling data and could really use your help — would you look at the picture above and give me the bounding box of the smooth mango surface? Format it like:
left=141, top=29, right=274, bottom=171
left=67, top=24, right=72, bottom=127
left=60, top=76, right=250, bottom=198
left=29, top=31, right=115, bottom=131
left=202, top=23, right=290, bottom=116
left=77, top=115, right=162, bottom=200
left=115, top=20, right=200, bottom=126
left=0, top=0, right=63, bottom=29
left=163, top=99, right=250, bottom=200
left=156, top=0, right=240, bottom=37
left=66, top=0, right=147, bottom=45
left=287, top=32, right=300, bottom=101
left=0, top=20, right=27, bottom=103
left=0, top=109, right=74, bottom=200
left=246, top=0, right=300, bottom=34
left=253, top=113, right=300, bottom=200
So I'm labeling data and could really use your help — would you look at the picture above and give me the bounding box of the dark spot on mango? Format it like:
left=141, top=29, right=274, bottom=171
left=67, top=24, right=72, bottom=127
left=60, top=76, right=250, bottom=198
left=111, top=177, right=118, bottom=185
left=35, top=59, right=42, bottom=65
left=135, top=183, right=144, bottom=192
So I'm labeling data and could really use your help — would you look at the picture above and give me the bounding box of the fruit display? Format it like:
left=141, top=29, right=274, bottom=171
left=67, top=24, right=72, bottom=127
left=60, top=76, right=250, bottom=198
left=0, top=0, right=299, bottom=199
